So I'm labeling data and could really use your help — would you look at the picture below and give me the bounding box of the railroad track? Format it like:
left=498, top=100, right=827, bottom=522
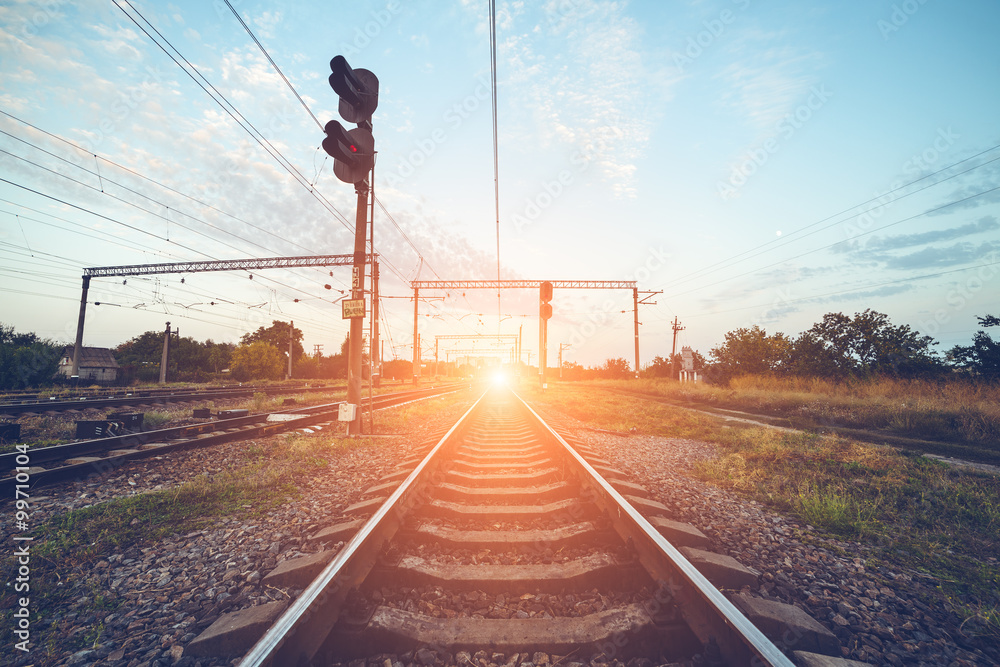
left=233, top=386, right=847, bottom=667
left=0, top=384, right=462, bottom=494
left=0, top=383, right=343, bottom=417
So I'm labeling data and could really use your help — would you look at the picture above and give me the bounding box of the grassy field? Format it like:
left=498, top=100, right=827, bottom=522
left=521, top=380, right=1000, bottom=638
left=590, top=376, right=1000, bottom=463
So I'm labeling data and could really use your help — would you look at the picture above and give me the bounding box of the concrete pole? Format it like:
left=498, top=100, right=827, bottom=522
left=287, top=320, right=293, bottom=380
left=159, top=321, right=171, bottom=384
left=70, top=275, right=91, bottom=379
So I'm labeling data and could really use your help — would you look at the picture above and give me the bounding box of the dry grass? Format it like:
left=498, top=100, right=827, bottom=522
left=597, top=376, right=1000, bottom=452
left=525, top=382, right=1000, bottom=630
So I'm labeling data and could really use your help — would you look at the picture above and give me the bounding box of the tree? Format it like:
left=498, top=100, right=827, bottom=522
left=597, top=357, right=631, bottom=379
left=948, top=315, right=1000, bottom=380
left=0, top=324, right=61, bottom=389
left=230, top=341, right=284, bottom=381
left=240, top=321, right=304, bottom=366
left=804, top=309, right=941, bottom=378
left=709, top=325, right=793, bottom=381
left=643, top=355, right=673, bottom=378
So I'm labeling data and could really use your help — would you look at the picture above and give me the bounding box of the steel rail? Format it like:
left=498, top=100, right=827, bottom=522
left=242, top=386, right=795, bottom=666
left=0, top=384, right=339, bottom=416
left=240, top=387, right=488, bottom=666
left=514, top=390, right=795, bottom=667
left=0, top=385, right=461, bottom=495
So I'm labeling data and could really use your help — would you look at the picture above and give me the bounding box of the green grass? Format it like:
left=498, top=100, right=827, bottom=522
left=525, top=382, right=1000, bottom=637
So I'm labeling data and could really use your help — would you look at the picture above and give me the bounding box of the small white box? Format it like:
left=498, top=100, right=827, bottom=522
left=338, top=403, right=357, bottom=421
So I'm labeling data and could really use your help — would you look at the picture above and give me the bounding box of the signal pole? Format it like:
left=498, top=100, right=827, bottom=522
left=322, top=54, right=378, bottom=434
left=347, top=181, right=369, bottom=434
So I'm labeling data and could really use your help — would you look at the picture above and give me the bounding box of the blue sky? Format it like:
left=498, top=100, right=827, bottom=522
left=1, top=0, right=998, bottom=368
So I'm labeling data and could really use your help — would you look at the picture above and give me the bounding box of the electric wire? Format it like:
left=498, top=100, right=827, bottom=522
left=488, top=0, right=502, bottom=327
left=221, top=0, right=324, bottom=131
left=663, top=183, right=1000, bottom=301
left=681, top=258, right=1000, bottom=319
left=653, top=143, right=1000, bottom=293
left=111, top=0, right=355, bottom=235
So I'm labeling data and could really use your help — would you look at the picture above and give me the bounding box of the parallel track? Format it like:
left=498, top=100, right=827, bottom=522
left=1, top=385, right=462, bottom=494
left=0, top=383, right=345, bottom=416
left=236, top=387, right=837, bottom=666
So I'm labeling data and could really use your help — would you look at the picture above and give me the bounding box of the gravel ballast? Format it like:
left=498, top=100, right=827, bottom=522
left=4, top=392, right=997, bottom=667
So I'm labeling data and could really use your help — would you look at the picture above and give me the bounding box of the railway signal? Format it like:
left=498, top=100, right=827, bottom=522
left=322, top=55, right=380, bottom=434
left=539, top=280, right=553, bottom=320
left=539, top=281, right=553, bottom=388
left=328, top=55, right=379, bottom=125
left=322, top=120, right=375, bottom=185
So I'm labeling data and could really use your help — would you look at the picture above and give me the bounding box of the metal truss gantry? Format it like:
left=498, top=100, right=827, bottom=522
left=71, top=254, right=363, bottom=377
left=409, top=280, right=660, bottom=382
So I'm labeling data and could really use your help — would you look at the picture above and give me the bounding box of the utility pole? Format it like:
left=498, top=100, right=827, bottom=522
left=287, top=320, right=294, bottom=380
left=559, top=343, right=571, bottom=379
left=313, top=344, right=323, bottom=357
left=671, top=316, right=685, bottom=380
left=70, top=275, right=90, bottom=380
left=159, top=321, right=172, bottom=384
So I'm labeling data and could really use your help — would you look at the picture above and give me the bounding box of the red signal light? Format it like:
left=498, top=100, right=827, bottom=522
left=350, top=144, right=358, bottom=153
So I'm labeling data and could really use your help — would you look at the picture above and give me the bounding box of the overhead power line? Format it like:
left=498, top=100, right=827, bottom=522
left=221, top=0, right=324, bottom=131
left=112, top=0, right=355, bottom=235
left=653, top=143, right=1000, bottom=294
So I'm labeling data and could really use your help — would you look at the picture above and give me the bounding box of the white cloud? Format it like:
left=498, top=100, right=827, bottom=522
left=497, top=1, right=658, bottom=198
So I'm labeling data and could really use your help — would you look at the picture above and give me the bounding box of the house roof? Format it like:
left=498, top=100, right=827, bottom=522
left=61, top=346, right=120, bottom=369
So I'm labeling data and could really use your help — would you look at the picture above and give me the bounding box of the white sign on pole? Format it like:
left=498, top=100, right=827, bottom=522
left=342, top=299, right=366, bottom=319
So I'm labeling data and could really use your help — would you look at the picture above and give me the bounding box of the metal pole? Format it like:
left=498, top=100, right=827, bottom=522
left=70, top=275, right=90, bottom=379
left=633, top=287, right=640, bottom=378
left=412, top=286, right=419, bottom=384
left=347, top=180, right=370, bottom=435
left=287, top=320, right=293, bottom=380
left=372, top=261, right=380, bottom=383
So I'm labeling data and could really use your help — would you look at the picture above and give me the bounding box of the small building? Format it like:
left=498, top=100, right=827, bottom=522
left=57, top=346, right=120, bottom=382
